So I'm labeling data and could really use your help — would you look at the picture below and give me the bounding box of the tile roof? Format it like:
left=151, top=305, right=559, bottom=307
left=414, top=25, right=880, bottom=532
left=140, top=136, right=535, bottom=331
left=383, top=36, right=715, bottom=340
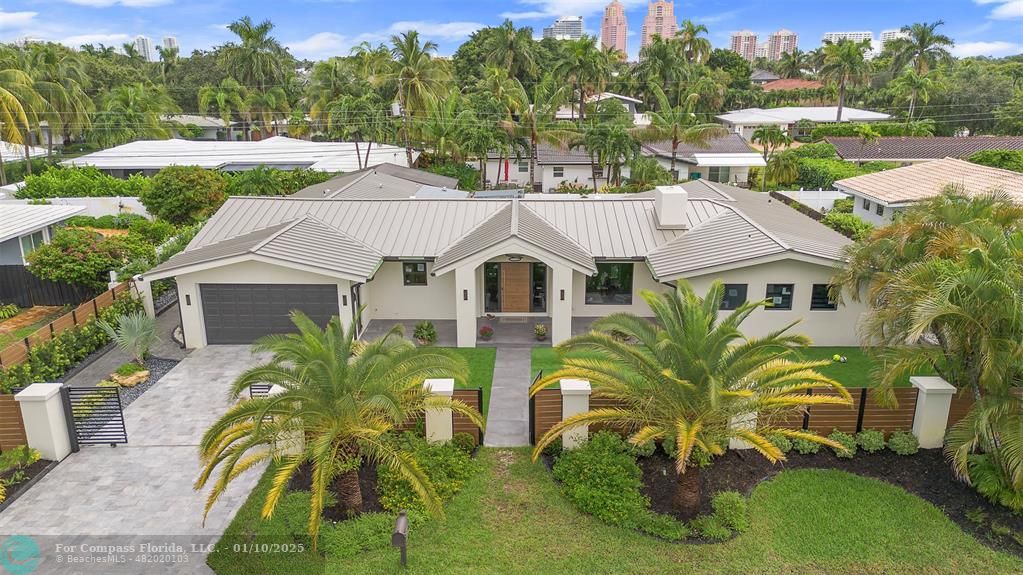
left=835, top=157, right=1023, bottom=205
left=642, top=134, right=760, bottom=161
left=0, top=204, right=85, bottom=243
left=760, top=79, right=824, bottom=92
left=826, top=136, right=1023, bottom=161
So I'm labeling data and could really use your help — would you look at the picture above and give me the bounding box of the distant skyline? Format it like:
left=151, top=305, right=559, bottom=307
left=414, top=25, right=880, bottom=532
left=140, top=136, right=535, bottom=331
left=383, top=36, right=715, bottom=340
left=0, top=0, right=1019, bottom=62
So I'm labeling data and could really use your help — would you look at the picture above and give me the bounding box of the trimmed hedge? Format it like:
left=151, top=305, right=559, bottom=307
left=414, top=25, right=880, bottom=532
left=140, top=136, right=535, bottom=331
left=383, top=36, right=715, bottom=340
left=810, top=121, right=935, bottom=140
left=968, top=150, right=1023, bottom=173
left=17, top=167, right=150, bottom=199
left=822, top=212, right=874, bottom=240
left=795, top=158, right=895, bottom=191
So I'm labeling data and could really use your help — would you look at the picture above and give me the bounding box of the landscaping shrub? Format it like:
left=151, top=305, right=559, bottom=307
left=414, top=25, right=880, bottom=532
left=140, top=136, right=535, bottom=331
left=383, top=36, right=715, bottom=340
left=711, top=491, right=749, bottom=534
left=422, top=161, right=480, bottom=191
left=413, top=320, right=437, bottom=345
left=451, top=432, right=476, bottom=454
left=796, top=158, right=866, bottom=190
left=114, top=362, right=144, bottom=376
left=831, top=197, right=854, bottom=213
left=0, top=303, right=18, bottom=320
left=689, top=515, right=732, bottom=541
left=856, top=429, right=886, bottom=454
left=16, top=166, right=150, bottom=199
left=225, top=166, right=335, bottom=197
left=634, top=510, right=690, bottom=540
left=859, top=161, right=897, bottom=173
left=376, top=433, right=477, bottom=518
left=25, top=228, right=129, bottom=289
left=887, top=430, right=919, bottom=456
left=541, top=436, right=563, bottom=458
left=628, top=440, right=656, bottom=458
left=140, top=166, right=228, bottom=225
left=66, top=213, right=149, bottom=230
left=822, top=212, right=874, bottom=240
left=766, top=433, right=792, bottom=454
left=828, top=430, right=857, bottom=459
left=319, top=512, right=393, bottom=559
left=792, top=436, right=821, bottom=455
left=790, top=142, right=837, bottom=159
left=809, top=121, right=935, bottom=140
left=968, top=150, right=1023, bottom=173
left=969, top=453, right=1023, bottom=512
left=128, top=218, right=177, bottom=244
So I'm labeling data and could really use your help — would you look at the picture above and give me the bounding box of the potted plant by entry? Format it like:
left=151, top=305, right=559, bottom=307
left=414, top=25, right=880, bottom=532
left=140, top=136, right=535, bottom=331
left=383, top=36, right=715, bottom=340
left=534, top=323, right=548, bottom=342
left=414, top=320, right=437, bottom=346
left=478, top=325, right=494, bottom=341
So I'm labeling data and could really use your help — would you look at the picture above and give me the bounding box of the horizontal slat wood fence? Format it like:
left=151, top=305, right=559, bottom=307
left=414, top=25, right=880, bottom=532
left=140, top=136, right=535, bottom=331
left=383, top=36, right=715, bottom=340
left=0, top=395, right=26, bottom=451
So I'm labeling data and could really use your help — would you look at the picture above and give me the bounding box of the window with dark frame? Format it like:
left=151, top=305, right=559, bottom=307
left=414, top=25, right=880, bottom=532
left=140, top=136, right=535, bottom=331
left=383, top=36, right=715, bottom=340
left=810, top=284, right=838, bottom=310
left=875, top=203, right=884, bottom=216
left=765, top=283, right=794, bottom=310
left=402, top=262, right=428, bottom=286
left=553, top=166, right=564, bottom=178
left=518, top=161, right=529, bottom=173
left=862, top=198, right=871, bottom=210
left=585, top=263, right=634, bottom=305
left=720, top=284, right=748, bottom=310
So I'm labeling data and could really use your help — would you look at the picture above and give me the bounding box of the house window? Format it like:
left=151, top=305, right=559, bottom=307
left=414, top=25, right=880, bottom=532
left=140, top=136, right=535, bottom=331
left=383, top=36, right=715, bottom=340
left=765, top=283, right=794, bottom=310
left=720, top=284, right=748, bottom=310
left=402, top=262, right=428, bottom=286
left=19, top=230, right=44, bottom=261
left=875, top=204, right=884, bottom=217
left=862, top=198, right=871, bottom=210
left=553, top=166, right=564, bottom=178
left=810, top=284, right=837, bottom=310
left=592, top=165, right=604, bottom=178
left=518, top=161, right=529, bottom=173
left=585, top=263, right=634, bottom=305
left=708, top=166, right=730, bottom=183
left=690, top=172, right=702, bottom=180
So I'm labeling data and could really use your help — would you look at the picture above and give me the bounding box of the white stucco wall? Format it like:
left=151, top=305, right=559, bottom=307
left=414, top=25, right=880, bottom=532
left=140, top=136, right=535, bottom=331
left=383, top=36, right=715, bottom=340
left=363, top=261, right=456, bottom=320
left=649, top=157, right=752, bottom=186
left=849, top=192, right=896, bottom=226
left=174, top=260, right=352, bottom=349
left=483, top=159, right=530, bottom=187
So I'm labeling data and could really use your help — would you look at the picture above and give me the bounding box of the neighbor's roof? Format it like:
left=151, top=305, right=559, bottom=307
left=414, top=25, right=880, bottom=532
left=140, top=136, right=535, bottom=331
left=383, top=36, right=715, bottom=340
left=761, top=79, right=824, bottom=92
left=717, top=107, right=890, bottom=125
left=369, top=162, right=458, bottom=188
left=0, top=141, right=46, bottom=160
left=642, top=134, right=765, bottom=166
left=0, top=204, right=85, bottom=243
left=835, top=157, right=1023, bottom=206
left=827, top=136, right=1023, bottom=162
left=291, top=164, right=462, bottom=199
left=165, top=114, right=227, bottom=128
left=146, top=216, right=382, bottom=281
left=63, top=136, right=413, bottom=173
left=751, top=70, right=781, bottom=82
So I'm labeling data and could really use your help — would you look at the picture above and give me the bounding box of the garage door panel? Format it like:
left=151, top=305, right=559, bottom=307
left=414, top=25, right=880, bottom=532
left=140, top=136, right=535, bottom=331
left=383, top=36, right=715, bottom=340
left=200, top=284, right=340, bottom=344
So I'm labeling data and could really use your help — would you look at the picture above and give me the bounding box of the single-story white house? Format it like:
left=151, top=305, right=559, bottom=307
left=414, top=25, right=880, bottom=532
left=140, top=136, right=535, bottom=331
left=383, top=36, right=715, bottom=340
left=717, top=107, right=891, bottom=141
left=485, top=145, right=630, bottom=192
left=166, top=115, right=229, bottom=141
left=827, top=136, right=1023, bottom=166
left=835, top=157, right=1023, bottom=225
left=640, top=134, right=766, bottom=185
left=0, top=204, right=84, bottom=265
left=556, top=92, right=644, bottom=122
left=141, top=180, right=867, bottom=349
left=63, top=137, right=413, bottom=178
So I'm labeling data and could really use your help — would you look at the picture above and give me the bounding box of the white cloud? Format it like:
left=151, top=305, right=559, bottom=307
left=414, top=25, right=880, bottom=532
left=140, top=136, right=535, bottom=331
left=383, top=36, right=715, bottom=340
left=501, top=0, right=646, bottom=20
left=287, top=32, right=350, bottom=59
left=289, top=20, right=485, bottom=59
left=65, top=0, right=173, bottom=7
left=0, top=9, right=37, bottom=29
left=387, top=21, right=484, bottom=39
left=974, top=0, right=1023, bottom=20
left=951, top=40, right=1023, bottom=57
left=61, top=33, right=130, bottom=46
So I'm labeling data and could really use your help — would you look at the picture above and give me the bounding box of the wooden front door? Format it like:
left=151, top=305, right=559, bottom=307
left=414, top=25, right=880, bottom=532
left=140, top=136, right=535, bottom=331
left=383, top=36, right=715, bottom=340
left=500, top=263, right=531, bottom=313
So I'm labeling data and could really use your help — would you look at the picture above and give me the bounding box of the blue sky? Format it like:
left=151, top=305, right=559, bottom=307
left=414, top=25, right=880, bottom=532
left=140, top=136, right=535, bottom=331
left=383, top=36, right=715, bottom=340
left=0, top=0, right=1019, bottom=61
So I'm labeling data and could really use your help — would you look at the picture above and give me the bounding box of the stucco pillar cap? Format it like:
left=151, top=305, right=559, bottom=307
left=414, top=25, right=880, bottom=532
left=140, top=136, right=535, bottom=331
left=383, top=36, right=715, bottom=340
left=424, top=378, right=455, bottom=396
left=560, top=379, right=592, bottom=396
left=15, top=383, right=62, bottom=403
left=910, top=376, right=956, bottom=395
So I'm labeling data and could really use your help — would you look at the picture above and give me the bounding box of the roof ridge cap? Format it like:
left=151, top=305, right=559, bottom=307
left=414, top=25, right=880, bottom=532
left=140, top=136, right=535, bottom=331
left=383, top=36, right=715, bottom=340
left=250, top=217, right=306, bottom=252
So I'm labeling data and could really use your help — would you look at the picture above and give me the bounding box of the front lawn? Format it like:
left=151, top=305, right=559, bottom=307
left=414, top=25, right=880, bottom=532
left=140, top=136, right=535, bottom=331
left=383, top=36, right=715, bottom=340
left=444, top=347, right=496, bottom=416
left=209, top=449, right=1021, bottom=574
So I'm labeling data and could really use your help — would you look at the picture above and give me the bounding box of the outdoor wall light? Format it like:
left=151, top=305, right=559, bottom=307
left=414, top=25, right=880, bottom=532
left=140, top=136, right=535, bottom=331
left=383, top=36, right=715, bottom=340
left=342, top=295, right=348, bottom=306
left=185, top=294, right=191, bottom=306
left=463, top=289, right=468, bottom=301
left=560, top=289, right=565, bottom=301
left=507, top=255, right=523, bottom=262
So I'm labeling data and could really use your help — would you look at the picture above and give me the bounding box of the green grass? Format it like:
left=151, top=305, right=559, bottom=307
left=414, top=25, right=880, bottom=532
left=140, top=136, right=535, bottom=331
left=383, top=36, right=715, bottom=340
left=443, top=347, right=496, bottom=416
left=795, top=347, right=936, bottom=388
left=210, top=449, right=1022, bottom=575
left=0, top=307, right=69, bottom=349
left=530, top=347, right=563, bottom=378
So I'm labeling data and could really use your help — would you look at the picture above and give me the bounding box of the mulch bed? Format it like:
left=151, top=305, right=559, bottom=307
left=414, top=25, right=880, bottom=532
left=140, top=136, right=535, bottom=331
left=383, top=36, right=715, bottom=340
left=638, top=448, right=1023, bottom=557
left=0, top=459, right=55, bottom=512
left=287, top=461, right=383, bottom=522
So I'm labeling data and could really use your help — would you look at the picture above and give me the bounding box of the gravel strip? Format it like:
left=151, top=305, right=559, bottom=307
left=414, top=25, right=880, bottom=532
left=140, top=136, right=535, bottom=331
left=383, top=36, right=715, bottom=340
left=119, top=356, right=179, bottom=408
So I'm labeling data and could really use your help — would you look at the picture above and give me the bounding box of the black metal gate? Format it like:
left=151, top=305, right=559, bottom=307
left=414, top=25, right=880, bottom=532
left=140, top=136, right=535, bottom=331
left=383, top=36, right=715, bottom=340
left=62, top=386, right=128, bottom=449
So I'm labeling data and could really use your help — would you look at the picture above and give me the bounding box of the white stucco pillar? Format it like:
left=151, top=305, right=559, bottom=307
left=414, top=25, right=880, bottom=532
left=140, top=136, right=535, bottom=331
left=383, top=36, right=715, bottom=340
left=15, top=383, right=72, bottom=462
left=455, top=266, right=477, bottom=348
left=728, top=413, right=758, bottom=450
left=910, top=376, right=957, bottom=449
left=551, top=266, right=573, bottom=345
left=133, top=275, right=156, bottom=319
left=560, top=379, right=591, bottom=449
left=268, top=384, right=304, bottom=456
left=424, top=378, right=454, bottom=443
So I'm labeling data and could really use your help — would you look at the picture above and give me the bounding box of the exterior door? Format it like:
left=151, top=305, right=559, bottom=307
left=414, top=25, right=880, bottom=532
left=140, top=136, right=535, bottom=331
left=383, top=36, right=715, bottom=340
left=200, top=283, right=339, bottom=344
left=500, top=263, right=531, bottom=313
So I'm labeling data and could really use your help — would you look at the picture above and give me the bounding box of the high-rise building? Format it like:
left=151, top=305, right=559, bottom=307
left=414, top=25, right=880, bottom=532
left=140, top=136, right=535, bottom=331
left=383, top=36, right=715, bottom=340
left=162, top=36, right=179, bottom=51
left=880, top=29, right=909, bottom=45
left=600, top=0, right=628, bottom=56
left=133, top=35, right=155, bottom=62
left=729, top=30, right=758, bottom=62
left=766, top=28, right=798, bottom=61
left=640, top=1, right=678, bottom=50
left=543, top=16, right=584, bottom=40
left=821, top=31, right=874, bottom=45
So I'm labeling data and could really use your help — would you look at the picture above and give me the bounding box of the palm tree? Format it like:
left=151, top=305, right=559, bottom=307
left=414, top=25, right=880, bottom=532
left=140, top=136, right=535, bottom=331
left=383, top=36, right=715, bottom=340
left=501, top=77, right=578, bottom=192
left=198, top=79, right=248, bottom=141
left=767, top=151, right=799, bottom=186
left=888, top=21, right=954, bottom=75
left=245, top=87, right=290, bottom=137
left=483, top=20, right=537, bottom=81
left=458, top=113, right=496, bottom=189
left=625, top=156, right=673, bottom=192
left=90, top=83, right=179, bottom=147
left=326, top=93, right=380, bottom=169
left=633, top=35, right=686, bottom=104
left=306, top=57, right=360, bottom=124
left=530, top=282, right=850, bottom=517
left=751, top=125, right=792, bottom=193
left=632, top=86, right=728, bottom=181
left=676, top=20, right=711, bottom=64
left=222, top=16, right=288, bottom=91
left=156, top=45, right=179, bottom=83
left=554, top=36, right=612, bottom=123
left=890, top=69, right=934, bottom=121
left=777, top=48, right=806, bottom=79
left=596, top=124, right=637, bottom=187
left=389, top=30, right=448, bottom=167
left=573, top=124, right=610, bottom=193
left=13, top=44, right=92, bottom=161
left=415, top=93, right=470, bottom=161
left=0, top=68, right=38, bottom=184
left=195, top=312, right=484, bottom=548
left=820, top=39, right=871, bottom=121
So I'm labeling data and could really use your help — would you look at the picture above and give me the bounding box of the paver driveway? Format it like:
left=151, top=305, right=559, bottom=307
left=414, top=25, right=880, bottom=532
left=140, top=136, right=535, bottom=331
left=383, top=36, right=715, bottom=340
left=0, top=346, right=268, bottom=574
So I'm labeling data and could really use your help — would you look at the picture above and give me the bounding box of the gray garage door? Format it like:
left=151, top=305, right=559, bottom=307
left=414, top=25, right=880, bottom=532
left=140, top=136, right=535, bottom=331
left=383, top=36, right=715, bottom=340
left=200, top=284, right=340, bottom=344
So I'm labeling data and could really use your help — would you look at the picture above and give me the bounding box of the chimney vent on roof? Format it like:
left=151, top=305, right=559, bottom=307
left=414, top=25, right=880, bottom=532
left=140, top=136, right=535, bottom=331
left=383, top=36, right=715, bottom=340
left=654, top=185, right=689, bottom=230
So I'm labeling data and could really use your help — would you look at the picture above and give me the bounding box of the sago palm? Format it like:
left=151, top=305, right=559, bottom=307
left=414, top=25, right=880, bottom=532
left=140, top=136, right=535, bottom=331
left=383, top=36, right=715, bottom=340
left=196, top=312, right=484, bottom=548
left=530, top=281, right=851, bottom=517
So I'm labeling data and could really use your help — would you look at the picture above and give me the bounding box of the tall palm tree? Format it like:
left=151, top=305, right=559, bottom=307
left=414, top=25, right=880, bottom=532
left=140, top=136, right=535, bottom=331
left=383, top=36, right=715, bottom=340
left=458, top=112, right=496, bottom=189
left=633, top=35, right=686, bottom=104
left=196, top=312, right=484, bottom=548
left=415, top=93, right=470, bottom=161
left=777, top=48, right=806, bottom=79
left=751, top=125, right=792, bottom=193
left=245, top=87, right=290, bottom=137
left=501, top=76, right=578, bottom=192
left=554, top=36, right=612, bottom=123
left=530, top=282, right=850, bottom=517
left=90, top=83, right=179, bottom=147
left=156, top=45, right=179, bottom=83
left=632, top=85, right=728, bottom=181
left=198, top=78, right=248, bottom=141
left=326, top=93, right=379, bottom=169
left=483, top=20, right=538, bottom=81
left=222, top=16, right=288, bottom=91
left=676, top=20, right=711, bottom=64
left=13, top=44, right=92, bottom=161
left=888, top=21, right=954, bottom=75
left=306, top=57, right=360, bottom=124
left=388, top=30, right=448, bottom=167
left=767, top=150, right=799, bottom=186
left=890, top=69, right=934, bottom=121
left=820, top=39, right=871, bottom=121
left=0, top=67, right=38, bottom=184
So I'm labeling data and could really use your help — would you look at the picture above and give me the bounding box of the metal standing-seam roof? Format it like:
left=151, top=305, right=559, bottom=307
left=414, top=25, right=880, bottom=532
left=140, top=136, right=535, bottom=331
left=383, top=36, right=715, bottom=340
left=291, top=165, right=460, bottom=199
left=0, top=204, right=85, bottom=243
left=148, top=216, right=382, bottom=280
left=834, top=157, right=1023, bottom=206
left=370, top=163, right=458, bottom=188
left=646, top=210, right=784, bottom=279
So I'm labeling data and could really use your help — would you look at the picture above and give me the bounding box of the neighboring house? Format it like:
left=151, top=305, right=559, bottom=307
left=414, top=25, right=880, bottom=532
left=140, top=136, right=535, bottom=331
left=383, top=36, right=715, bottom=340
left=717, top=107, right=891, bottom=141
left=485, top=144, right=630, bottom=192
left=165, top=115, right=228, bottom=141
left=760, top=79, right=824, bottom=92
left=291, top=163, right=464, bottom=199
left=0, top=204, right=84, bottom=265
left=141, top=180, right=866, bottom=349
left=63, top=137, right=412, bottom=177
left=750, top=70, right=781, bottom=85
left=0, top=140, right=48, bottom=161
left=640, top=133, right=766, bottom=185
left=556, top=92, right=644, bottom=121
left=827, top=136, right=1023, bottom=166
left=835, top=157, right=1023, bottom=226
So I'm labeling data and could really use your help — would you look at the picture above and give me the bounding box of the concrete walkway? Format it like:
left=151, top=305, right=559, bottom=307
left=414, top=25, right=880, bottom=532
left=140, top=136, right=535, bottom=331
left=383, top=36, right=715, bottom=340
left=0, top=345, right=267, bottom=574
left=484, top=347, right=533, bottom=447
